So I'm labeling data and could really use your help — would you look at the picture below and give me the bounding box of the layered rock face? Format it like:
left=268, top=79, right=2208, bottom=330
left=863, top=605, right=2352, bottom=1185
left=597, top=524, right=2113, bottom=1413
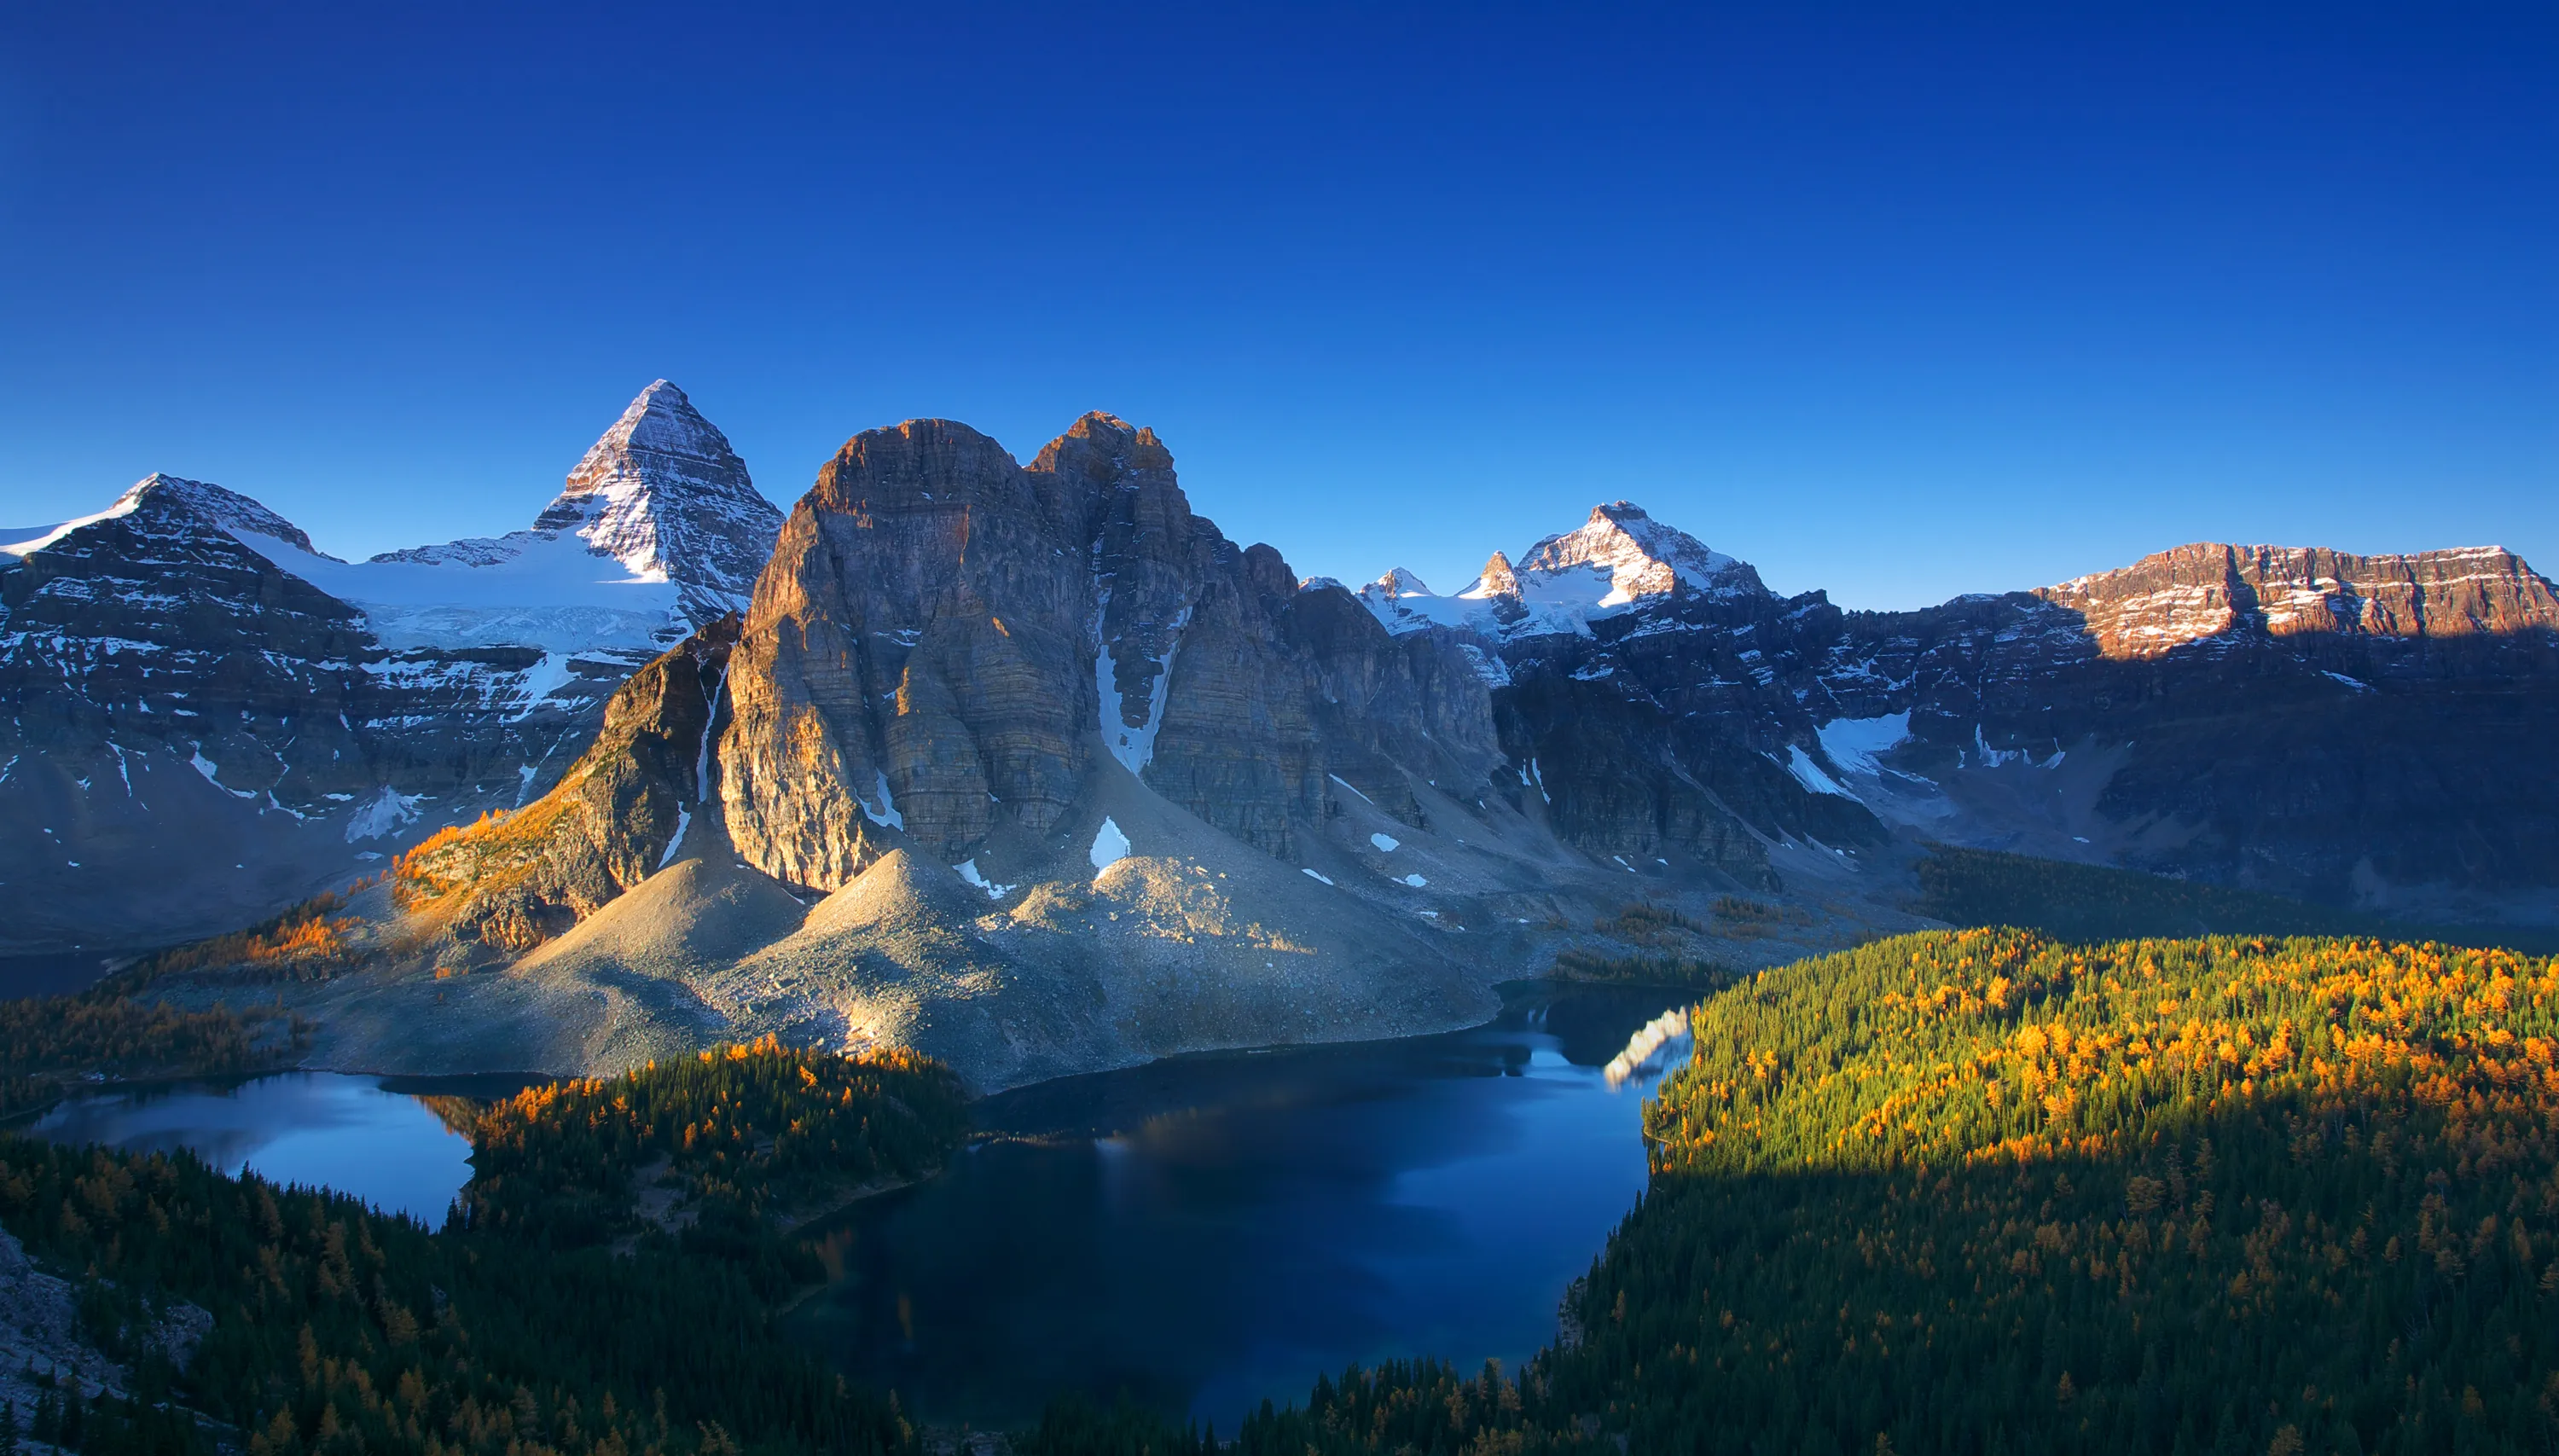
left=722, top=412, right=1500, bottom=891
left=1824, top=544, right=2559, bottom=901
left=2036, top=542, right=2559, bottom=658
left=0, top=383, right=781, bottom=954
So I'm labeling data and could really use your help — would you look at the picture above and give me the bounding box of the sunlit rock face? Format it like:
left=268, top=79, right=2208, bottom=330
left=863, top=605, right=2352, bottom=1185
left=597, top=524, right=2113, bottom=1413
left=2035, top=542, right=2559, bottom=658
left=397, top=617, right=740, bottom=953
left=718, top=412, right=1502, bottom=890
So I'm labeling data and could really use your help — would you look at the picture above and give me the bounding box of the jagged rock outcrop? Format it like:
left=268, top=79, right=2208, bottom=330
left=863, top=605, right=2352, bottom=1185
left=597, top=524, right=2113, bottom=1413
left=721, top=411, right=1502, bottom=890
left=397, top=618, right=738, bottom=951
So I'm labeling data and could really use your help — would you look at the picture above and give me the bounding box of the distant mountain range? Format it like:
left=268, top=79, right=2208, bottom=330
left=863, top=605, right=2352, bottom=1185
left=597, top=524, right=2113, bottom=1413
left=5, top=391, right=2552, bottom=1086
left=1357, top=504, right=2559, bottom=919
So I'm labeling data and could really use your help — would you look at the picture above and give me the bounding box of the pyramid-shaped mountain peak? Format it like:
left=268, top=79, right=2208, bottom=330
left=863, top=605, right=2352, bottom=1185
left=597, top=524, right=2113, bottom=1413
left=532, top=381, right=783, bottom=616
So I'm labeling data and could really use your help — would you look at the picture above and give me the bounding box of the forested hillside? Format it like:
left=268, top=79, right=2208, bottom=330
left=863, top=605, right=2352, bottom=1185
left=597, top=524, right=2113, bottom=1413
left=0, top=1043, right=967, bottom=1456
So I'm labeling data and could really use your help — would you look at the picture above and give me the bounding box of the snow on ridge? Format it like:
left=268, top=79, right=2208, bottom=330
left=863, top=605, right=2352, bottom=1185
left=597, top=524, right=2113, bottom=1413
left=1355, top=501, right=1765, bottom=643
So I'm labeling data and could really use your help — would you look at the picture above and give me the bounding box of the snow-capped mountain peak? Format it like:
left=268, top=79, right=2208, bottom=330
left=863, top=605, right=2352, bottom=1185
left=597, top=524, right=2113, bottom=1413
left=1358, top=502, right=1765, bottom=639
left=1515, top=502, right=1744, bottom=606
left=531, top=380, right=779, bottom=609
left=1371, top=566, right=1436, bottom=598
left=359, top=380, right=782, bottom=634
left=3, top=473, right=328, bottom=563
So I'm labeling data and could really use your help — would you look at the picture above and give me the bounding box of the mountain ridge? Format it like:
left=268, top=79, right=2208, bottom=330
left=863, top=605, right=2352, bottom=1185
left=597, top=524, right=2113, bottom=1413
left=0, top=382, right=782, bottom=957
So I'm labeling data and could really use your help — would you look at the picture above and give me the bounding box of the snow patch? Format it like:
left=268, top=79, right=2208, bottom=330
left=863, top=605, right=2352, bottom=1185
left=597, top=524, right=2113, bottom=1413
left=954, top=859, right=1018, bottom=900
left=1369, top=832, right=1401, bottom=852
left=1089, top=816, right=1131, bottom=872
left=188, top=749, right=259, bottom=800
left=864, top=771, right=904, bottom=831
left=1400, top=873, right=1428, bottom=887
left=345, top=786, right=426, bottom=841
left=657, top=808, right=693, bottom=868
left=1784, top=745, right=1854, bottom=798
left=1814, top=711, right=1911, bottom=777
left=2323, top=670, right=2375, bottom=693
left=1095, top=605, right=1192, bottom=775
left=1301, top=867, right=1335, bottom=886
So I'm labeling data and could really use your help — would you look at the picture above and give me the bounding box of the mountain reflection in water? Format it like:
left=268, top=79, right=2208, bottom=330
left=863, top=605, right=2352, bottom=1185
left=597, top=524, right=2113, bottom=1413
left=787, top=981, right=1696, bottom=1431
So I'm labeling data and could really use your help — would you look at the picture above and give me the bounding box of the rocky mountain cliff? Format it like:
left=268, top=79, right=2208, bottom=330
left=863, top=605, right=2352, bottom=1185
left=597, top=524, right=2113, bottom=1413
left=718, top=411, right=1500, bottom=892
left=0, top=382, right=780, bottom=956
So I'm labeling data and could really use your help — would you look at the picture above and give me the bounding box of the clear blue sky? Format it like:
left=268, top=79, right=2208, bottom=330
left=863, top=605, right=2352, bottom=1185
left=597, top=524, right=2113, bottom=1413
left=2, top=3, right=2550, bottom=609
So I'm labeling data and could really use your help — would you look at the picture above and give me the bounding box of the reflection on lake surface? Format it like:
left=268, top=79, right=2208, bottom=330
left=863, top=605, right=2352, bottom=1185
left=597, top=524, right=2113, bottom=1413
left=25, top=1071, right=541, bottom=1223
left=788, top=982, right=1695, bottom=1431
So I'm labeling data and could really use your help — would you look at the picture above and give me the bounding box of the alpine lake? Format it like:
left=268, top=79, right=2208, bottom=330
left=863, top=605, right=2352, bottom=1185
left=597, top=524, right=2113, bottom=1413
left=25, top=981, right=1694, bottom=1432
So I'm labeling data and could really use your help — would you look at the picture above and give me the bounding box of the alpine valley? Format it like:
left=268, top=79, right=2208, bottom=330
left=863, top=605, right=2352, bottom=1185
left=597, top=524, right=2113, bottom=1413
left=5, top=386, right=2555, bottom=1090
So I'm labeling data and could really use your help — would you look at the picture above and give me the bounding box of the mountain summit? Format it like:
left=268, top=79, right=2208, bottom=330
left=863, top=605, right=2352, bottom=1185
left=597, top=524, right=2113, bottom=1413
left=536, top=380, right=779, bottom=618
left=1359, top=500, right=1766, bottom=640
left=375, top=380, right=780, bottom=628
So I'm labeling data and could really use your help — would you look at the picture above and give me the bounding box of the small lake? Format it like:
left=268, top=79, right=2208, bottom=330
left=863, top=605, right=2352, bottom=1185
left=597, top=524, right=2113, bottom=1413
left=786, top=982, right=1693, bottom=1431
left=24, top=1071, right=542, bottom=1224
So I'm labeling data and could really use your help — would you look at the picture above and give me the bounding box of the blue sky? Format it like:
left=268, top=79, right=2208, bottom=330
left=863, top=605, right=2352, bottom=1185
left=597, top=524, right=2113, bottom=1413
left=1, top=3, right=2550, bottom=609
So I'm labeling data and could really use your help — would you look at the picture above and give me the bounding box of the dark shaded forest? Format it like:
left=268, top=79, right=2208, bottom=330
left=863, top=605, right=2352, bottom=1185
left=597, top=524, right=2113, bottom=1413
left=1913, top=845, right=2559, bottom=954
left=0, top=1043, right=966, bottom=1456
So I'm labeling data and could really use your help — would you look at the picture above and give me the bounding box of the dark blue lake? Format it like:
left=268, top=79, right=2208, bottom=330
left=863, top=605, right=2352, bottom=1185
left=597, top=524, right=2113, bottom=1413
left=786, top=982, right=1692, bottom=1431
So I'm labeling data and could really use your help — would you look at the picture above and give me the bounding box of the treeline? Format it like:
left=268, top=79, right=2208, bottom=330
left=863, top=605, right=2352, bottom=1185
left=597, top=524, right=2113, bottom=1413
left=1557, top=902, right=1738, bottom=988
left=1912, top=844, right=2559, bottom=953
left=0, top=995, right=303, bottom=1116
left=0, top=1041, right=972, bottom=1456
left=101, top=881, right=377, bottom=995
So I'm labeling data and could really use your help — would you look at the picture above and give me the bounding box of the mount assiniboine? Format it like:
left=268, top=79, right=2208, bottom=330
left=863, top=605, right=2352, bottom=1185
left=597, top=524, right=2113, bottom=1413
left=0, top=381, right=781, bottom=956
left=6, top=400, right=2555, bottom=1088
